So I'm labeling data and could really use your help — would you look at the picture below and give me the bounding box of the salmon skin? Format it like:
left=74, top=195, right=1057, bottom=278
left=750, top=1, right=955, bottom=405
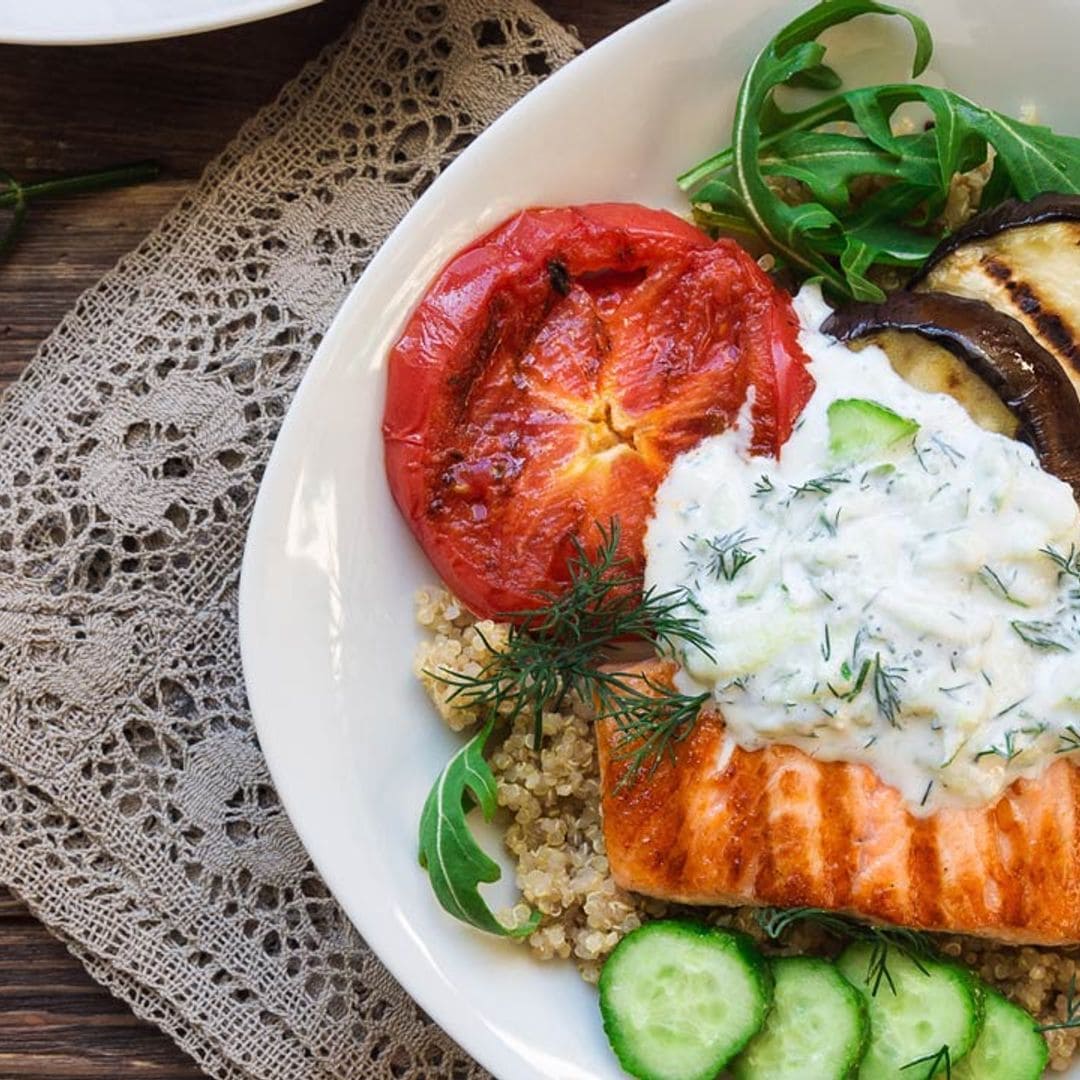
left=597, top=662, right=1080, bottom=945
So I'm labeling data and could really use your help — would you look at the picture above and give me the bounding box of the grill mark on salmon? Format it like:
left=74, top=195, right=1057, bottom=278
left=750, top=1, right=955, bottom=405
left=990, top=795, right=1026, bottom=928
left=818, top=762, right=854, bottom=909
left=907, top=814, right=942, bottom=928
left=597, top=662, right=1080, bottom=945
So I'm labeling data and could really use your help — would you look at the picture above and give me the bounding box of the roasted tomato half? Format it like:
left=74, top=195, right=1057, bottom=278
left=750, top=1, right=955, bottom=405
left=383, top=203, right=813, bottom=619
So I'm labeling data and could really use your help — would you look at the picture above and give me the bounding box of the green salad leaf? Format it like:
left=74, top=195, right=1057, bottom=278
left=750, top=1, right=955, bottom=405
left=680, top=0, right=1080, bottom=299
left=418, top=717, right=540, bottom=937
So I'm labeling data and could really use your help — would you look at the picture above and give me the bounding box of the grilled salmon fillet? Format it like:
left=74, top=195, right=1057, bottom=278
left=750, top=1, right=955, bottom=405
left=597, top=661, right=1080, bottom=945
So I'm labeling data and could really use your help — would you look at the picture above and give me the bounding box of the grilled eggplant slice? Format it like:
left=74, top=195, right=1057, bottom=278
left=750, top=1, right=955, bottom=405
left=824, top=291, right=1080, bottom=499
left=912, top=194, right=1080, bottom=396
left=840, top=328, right=1018, bottom=439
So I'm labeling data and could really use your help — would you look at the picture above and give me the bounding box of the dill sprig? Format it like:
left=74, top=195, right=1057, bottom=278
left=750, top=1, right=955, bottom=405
left=1043, top=544, right=1080, bottom=581
left=755, top=907, right=934, bottom=997
left=974, top=729, right=1021, bottom=763
left=602, top=676, right=711, bottom=790
left=930, top=435, right=964, bottom=466
left=1037, top=975, right=1080, bottom=1033
left=1043, top=544, right=1080, bottom=605
left=828, top=656, right=871, bottom=703
left=872, top=652, right=905, bottom=728
left=788, top=470, right=850, bottom=498
left=901, top=1044, right=951, bottom=1079
left=688, top=529, right=757, bottom=582
left=431, top=519, right=713, bottom=768
left=978, top=565, right=1028, bottom=608
left=1011, top=618, right=1071, bottom=652
left=1057, top=726, right=1080, bottom=755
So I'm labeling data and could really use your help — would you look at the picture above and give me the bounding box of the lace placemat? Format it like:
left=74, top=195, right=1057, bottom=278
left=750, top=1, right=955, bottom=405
left=0, top=3, right=580, bottom=1077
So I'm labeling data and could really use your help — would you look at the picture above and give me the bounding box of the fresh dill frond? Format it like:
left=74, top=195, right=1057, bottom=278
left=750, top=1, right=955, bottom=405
left=1043, top=544, right=1080, bottom=581
left=978, top=565, right=1029, bottom=608
left=789, top=471, right=850, bottom=498
left=830, top=656, right=872, bottom=704
left=937, top=682, right=970, bottom=696
left=755, top=907, right=934, bottom=997
left=690, top=529, right=758, bottom=582
left=753, top=475, right=775, bottom=497
left=1058, top=727, right=1080, bottom=755
left=994, top=698, right=1027, bottom=719
left=602, top=675, right=711, bottom=790
left=872, top=652, right=905, bottom=727
left=431, top=518, right=713, bottom=756
left=1037, top=974, right=1080, bottom=1032
left=901, top=1044, right=951, bottom=1079
left=1011, top=618, right=1071, bottom=652
left=974, top=729, right=1021, bottom=763
left=930, top=434, right=965, bottom=466
left=817, top=507, right=842, bottom=537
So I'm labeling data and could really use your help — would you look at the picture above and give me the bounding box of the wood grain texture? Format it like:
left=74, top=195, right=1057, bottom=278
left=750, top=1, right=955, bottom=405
left=0, top=885, right=205, bottom=1077
left=0, top=1, right=661, bottom=1075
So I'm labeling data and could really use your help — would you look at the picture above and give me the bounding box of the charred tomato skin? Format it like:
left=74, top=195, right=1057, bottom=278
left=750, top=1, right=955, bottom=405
left=383, top=204, right=814, bottom=620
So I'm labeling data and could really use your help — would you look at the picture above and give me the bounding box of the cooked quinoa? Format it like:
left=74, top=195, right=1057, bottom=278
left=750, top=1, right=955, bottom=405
left=415, top=586, right=1080, bottom=1070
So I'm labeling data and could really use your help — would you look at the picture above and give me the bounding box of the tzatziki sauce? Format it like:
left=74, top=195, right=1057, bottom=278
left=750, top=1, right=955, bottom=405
left=645, top=285, right=1080, bottom=814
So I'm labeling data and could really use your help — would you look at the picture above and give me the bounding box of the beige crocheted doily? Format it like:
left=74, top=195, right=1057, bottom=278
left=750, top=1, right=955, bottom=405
left=0, top=3, right=579, bottom=1077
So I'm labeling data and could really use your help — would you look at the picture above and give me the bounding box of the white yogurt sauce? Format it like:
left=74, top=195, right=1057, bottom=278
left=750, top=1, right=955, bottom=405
left=646, top=285, right=1080, bottom=813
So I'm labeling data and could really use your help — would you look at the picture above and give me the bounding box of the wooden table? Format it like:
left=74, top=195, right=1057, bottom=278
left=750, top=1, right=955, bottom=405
left=0, top=1, right=658, bottom=1075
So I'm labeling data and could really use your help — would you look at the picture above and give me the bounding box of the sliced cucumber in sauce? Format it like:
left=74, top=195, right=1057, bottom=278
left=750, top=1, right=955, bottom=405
left=837, top=943, right=982, bottom=1079
left=827, top=398, right=919, bottom=461
left=731, top=956, right=868, bottom=1080
left=598, top=920, right=770, bottom=1080
left=952, top=988, right=1048, bottom=1080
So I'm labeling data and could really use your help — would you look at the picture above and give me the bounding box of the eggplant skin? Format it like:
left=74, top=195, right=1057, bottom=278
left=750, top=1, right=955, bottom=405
left=911, top=195, right=1080, bottom=398
left=911, top=193, right=1080, bottom=285
left=823, top=291, right=1080, bottom=501
left=846, top=330, right=1017, bottom=439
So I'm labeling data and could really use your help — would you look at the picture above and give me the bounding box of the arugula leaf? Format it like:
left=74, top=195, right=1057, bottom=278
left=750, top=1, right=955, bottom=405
left=768, top=0, right=932, bottom=72
left=726, top=0, right=932, bottom=300
left=731, top=36, right=851, bottom=295
left=787, top=62, right=843, bottom=91
left=838, top=83, right=1080, bottom=198
left=760, top=130, right=939, bottom=211
left=418, top=718, right=540, bottom=937
left=680, top=0, right=1080, bottom=299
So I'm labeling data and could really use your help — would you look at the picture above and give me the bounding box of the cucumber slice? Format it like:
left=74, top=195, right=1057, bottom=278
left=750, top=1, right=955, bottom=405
left=828, top=398, right=919, bottom=460
left=952, top=988, right=1048, bottom=1080
left=837, top=943, right=982, bottom=1079
left=598, top=920, right=770, bottom=1080
left=731, top=956, right=869, bottom=1080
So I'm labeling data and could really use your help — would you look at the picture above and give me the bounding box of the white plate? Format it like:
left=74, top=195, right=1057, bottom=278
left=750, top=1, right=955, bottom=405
left=240, top=2, right=1080, bottom=1077
left=0, top=0, right=318, bottom=46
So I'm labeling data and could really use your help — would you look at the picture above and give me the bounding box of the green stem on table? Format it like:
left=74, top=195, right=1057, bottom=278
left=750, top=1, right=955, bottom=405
left=0, top=160, right=160, bottom=209
left=0, top=159, right=159, bottom=256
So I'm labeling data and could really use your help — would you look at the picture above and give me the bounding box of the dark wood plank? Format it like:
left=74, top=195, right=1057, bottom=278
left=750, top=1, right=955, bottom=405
left=0, top=886, right=205, bottom=1077
left=0, top=3, right=662, bottom=1075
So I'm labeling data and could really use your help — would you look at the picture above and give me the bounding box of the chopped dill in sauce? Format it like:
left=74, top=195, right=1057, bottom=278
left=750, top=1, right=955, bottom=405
left=645, top=286, right=1080, bottom=814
